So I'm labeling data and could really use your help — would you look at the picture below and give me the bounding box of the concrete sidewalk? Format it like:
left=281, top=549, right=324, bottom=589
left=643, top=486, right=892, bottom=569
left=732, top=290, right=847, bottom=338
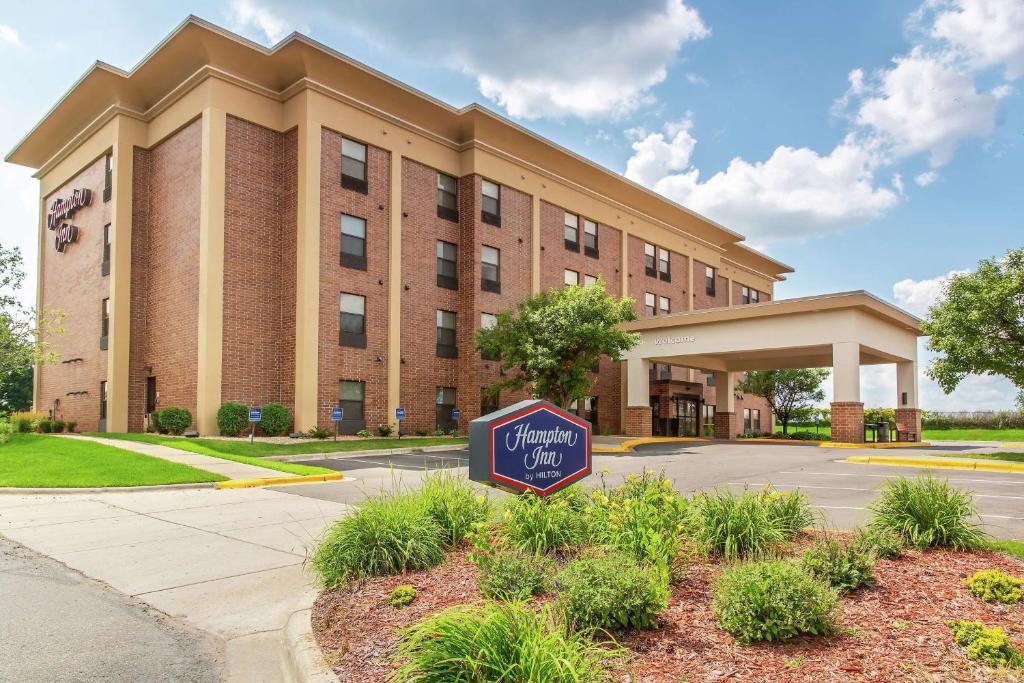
left=0, top=486, right=349, bottom=681
left=62, top=434, right=292, bottom=481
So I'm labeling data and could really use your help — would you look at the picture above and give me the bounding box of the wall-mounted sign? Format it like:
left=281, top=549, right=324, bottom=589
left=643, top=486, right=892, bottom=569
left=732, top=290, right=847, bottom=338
left=469, top=399, right=591, bottom=496
left=47, top=188, right=92, bottom=253
left=53, top=224, right=80, bottom=253
left=654, top=334, right=696, bottom=346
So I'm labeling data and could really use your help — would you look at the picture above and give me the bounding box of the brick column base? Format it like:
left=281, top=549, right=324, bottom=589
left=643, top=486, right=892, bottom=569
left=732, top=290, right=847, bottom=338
left=894, top=408, right=923, bottom=441
left=831, top=402, right=865, bottom=443
left=713, top=411, right=739, bottom=440
left=624, top=406, right=653, bottom=437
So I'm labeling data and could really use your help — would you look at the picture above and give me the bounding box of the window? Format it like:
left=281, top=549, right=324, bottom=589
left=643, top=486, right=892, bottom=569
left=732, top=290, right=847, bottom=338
left=481, top=245, right=501, bottom=293
left=706, top=373, right=716, bottom=387
left=659, top=296, right=670, bottom=315
left=436, top=240, right=458, bottom=290
left=644, top=243, right=657, bottom=277
left=703, top=404, right=715, bottom=436
left=480, top=312, right=498, bottom=360
left=100, top=298, right=110, bottom=350
left=145, top=376, right=157, bottom=414
left=101, top=224, right=111, bottom=276
left=583, top=219, right=598, bottom=257
left=99, top=381, right=108, bottom=421
left=583, top=396, right=598, bottom=425
left=751, top=289, right=760, bottom=304
left=339, top=293, right=366, bottom=348
left=564, top=212, right=579, bottom=251
left=481, top=180, right=501, bottom=226
left=705, top=265, right=716, bottom=296
left=341, top=138, right=367, bottom=192
left=658, top=248, right=670, bottom=281
left=435, top=387, right=457, bottom=432
left=744, top=408, right=761, bottom=433
left=564, top=269, right=579, bottom=286
left=437, top=172, right=459, bottom=221
left=741, top=286, right=750, bottom=304
left=660, top=363, right=672, bottom=380
left=644, top=292, right=656, bottom=316
left=340, top=214, right=367, bottom=270
left=584, top=274, right=598, bottom=287
left=436, top=309, right=457, bottom=358
left=103, top=154, right=112, bottom=202
left=481, top=387, right=499, bottom=416
left=339, top=380, right=366, bottom=434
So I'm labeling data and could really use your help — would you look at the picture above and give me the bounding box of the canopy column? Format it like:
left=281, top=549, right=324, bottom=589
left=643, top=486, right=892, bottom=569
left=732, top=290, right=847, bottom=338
left=713, top=371, right=738, bottom=439
left=624, top=359, right=652, bottom=437
left=895, top=357, right=923, bottom=441
left=831, top=341, right=863, bottom=443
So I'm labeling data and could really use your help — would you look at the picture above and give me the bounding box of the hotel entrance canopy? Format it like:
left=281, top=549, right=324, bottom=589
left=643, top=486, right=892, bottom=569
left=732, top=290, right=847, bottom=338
left=619, top=291, right=924, bottom=442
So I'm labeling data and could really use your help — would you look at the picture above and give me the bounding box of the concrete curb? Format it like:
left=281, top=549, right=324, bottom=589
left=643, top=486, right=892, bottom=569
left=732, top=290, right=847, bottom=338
left=263, top=444, right=467, bottom=462
left=846, top=455, right=1024, bottom=473
left=215, top=472, right=344, bottom=489
left=0, top=482, right=217, bottom=495
left=284, top=608, right=339, bottom=683
left=593, top=437, right=708, bottom=453
left=821, top=441, right=932, bottom=449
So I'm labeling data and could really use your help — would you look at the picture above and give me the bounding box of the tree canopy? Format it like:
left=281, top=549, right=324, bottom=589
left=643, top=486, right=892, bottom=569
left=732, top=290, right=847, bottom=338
left=923, top=247, right=1024, bottom=408
left=737, top=369, right=828, bottom=434
left=0, top=243, right=62, bottom=382
left=475, top=279, right=639, bottom=409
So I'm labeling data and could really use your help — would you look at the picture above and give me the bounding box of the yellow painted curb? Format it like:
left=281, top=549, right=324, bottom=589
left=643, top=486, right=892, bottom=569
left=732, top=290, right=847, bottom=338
left=846, top=455, right=1024, bottom=473
left=215, top=472, right=343, bottom=489
left=1000, top=442, right=1024, bottom=448
left=821, top=441, right=932, bottom=449
left=593, top=437, right=708, bottom=453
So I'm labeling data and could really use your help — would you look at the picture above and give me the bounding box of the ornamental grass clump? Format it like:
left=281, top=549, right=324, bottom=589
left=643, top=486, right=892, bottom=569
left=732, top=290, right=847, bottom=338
left=948, top=620, right=1023, bottom=668
left=555, top=552, right=669, bottom=631
left=311, top=491, right=444, bottom=588
left=965, top=569, right=1023, bottom=605
left=689, top=487, right=812, bottom=559
left=419, top=470, right=490, bottom=547
left=712, top=560, right=838, bottom=643
left=854, top=527, right=905, bottom=560
left=800, top=536, right=876, bottom=592
left=392, top=602, right=624, bottom=683
left=869, top=475, right=986, bottom=549
left=500, top=485, right=592, bottom=554
left=475, top=549, right=553, bottom=602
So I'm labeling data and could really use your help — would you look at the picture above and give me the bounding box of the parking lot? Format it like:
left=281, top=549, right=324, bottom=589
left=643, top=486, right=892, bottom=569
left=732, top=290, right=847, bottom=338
left=276, top=441, right=1024, bottom=539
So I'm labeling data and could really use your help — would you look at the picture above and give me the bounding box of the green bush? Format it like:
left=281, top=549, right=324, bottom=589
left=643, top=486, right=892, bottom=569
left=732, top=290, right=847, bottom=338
left=501, top=486, right=592, bottom=554
left=307, top=426, right=331, bottom=439
left=258, top=403, right=290, bottom=436
left=158, top=407, right=192, bottom=435
left=356, top=429, right=373, bottom=438
left=965, top=569, right=1023, bottom=604
left=52, top=420, right=66, bottom=433
left=689, top=487, right=812, bottom=558
left=216, top=402, right=249, bottom=436
left=310, top=491, right=445, bottom=587
left=14, top=417, right=32, bottom=433
left=712, top=560, right=838, bottom=643
left=800, top=536, right=876, bottom=592
left=869, top=476, right=985, bottom=549
left=388, top=585, right=417, bottom=608
left=38, top=419, right=53, bottom=433
left=420, top=470, right=490, bottom=547
left=948, top=620, right=1023, bottom=668
left=556, top=553, right=669, bottom=631
left=377, top=423, right=393, bottom=437
left=0, top=420, right=12, bottom=445
left=854, top=527, right=905, bottom=560
left=65, top=421, right=77, bottom=433
left=393, top=603, right=622, bottom=683
left=476, top=549, right=553, bottom=601
left=415, top=428, right=429, bottom=437
left=147, top=409, right=164, bottom=434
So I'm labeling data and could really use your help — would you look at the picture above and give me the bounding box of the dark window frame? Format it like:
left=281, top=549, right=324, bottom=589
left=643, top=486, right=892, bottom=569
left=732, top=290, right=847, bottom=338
left=436, top=240, right=458, bottom=290
left=644, top=243, right=657, bottom=277
left=644, top=292, right=656, bottom=316
left=481, top=179, right=501, bottom=226
left=564, top=269, right=579, bottom=287
left=583, top=219, right=599, bottom=258
left=481, top=245, right=501, bottom=293
left=340, top=214, right=367, bottom=270
left=341, top=138, right=368, bottom=194
left=99, top=380, right=108, bottom=420
left=435, top=386, right=457, bottom=432
left=658, top=248, right=671, bottom=282
left=437, top=172, right=459, bottom=222
left=436, top=309, right=458, bottom=358
left=145, top=376, right=157, bottom=414
left=705, top=266, right=717, bottom=296
left=659, top=295, right=670, bottom=316
left=103, top=154, right=112, bottom=202
left=339, top=380, right=366, bottom=434
left=99, top=298, right=109, bottom=350
left=339, top=292, right=367, bottom=348
left=101, top=223, right=111, bottom=276
left=564, top=212, right=580, bottom=252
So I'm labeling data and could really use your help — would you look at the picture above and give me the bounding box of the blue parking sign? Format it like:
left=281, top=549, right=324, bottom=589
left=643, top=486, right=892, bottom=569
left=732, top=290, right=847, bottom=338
left=452, top=408, right=461, bottom=420
left=395, top=407, right=406, bottom=421
left=248, top=407, right=262, bottom=422
left=331, top=406, right=344, bottom=422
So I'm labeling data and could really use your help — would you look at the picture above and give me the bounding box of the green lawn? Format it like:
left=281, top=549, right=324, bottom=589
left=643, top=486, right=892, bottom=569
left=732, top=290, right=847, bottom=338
left=781, top=425, right=1024, bottom=442
left=91, top=432, right=466, bottom=457
left=91, top=433, right=338, bottom=476
left=985, top=539, right=1024, bottom=560
left=0, top=433, right=225, bottom=488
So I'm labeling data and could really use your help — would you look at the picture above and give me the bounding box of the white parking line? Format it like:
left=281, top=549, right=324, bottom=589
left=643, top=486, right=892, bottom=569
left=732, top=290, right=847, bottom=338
left=780, top=471, right=1024, bottom=487
left=982, top=514, right=1024, bottom=520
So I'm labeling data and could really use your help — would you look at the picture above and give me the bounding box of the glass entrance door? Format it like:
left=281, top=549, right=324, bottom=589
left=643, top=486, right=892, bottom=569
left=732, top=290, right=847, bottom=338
left=673, top=397, right=698, bottom=437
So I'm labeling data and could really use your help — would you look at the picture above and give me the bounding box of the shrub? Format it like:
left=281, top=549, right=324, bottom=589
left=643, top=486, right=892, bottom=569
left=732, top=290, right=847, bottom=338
left=147, top=409, right=163, bottom=434
left=948, top=620, right=1023, bottom=668
left=307, top=426, right=331, bottom=439
left=388, top=585, right=417, bottom=608
left=965, top=569, right=1023, bottom=605
left=377, top=423, right=394, bottom=437
left=258, top=403, right=290, bottom=436
left=501, top=486, right=592, bottom=554
left=158, top=407, right=192, bottom=435
left=689, top=487, right=812, bottom=559
left=0, top=420, right=12, bottom=445
left=869, top=476, right=985, bottom=549
left=556, top=553, right=669, bottom=631
left=356, top=429, right=373, bottom=438
left=432, top=429, right=445, bottom=437
left=476, top=549, right=553, bottom=601
left=393, top=603, right=622, bottom=683
left=52, top=420, right=66, bottom=433
left=419, top=470, right=490, bottom=547
left=216, top=402, right=249, bottom=436
left=712, top=560, right=838, bottom=643
left=311, top=491, right=444, bottom=587
left=38, top=419, right=53, bottom=433
left=10, top=411, right=45, bottom=433
left=415, top=428, right=429, bottom=437
left=65, top=421, right=77, bottom=433
left=800, top=536, right=876, bottom=592
left=854, top=527, right=905, bottom=560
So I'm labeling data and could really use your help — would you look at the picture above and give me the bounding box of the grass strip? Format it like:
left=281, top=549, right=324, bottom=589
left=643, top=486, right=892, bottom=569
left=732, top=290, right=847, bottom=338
left=985, top=539, right=1024, bottom=560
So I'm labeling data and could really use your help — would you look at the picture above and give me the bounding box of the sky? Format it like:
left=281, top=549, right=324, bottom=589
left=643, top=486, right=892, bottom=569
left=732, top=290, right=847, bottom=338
left=1, top=0, right=1021, bottom=410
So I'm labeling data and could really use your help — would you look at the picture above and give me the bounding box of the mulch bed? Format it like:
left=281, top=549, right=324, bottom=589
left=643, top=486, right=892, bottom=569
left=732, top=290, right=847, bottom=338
left=312, top=535, right=1024, bottom=682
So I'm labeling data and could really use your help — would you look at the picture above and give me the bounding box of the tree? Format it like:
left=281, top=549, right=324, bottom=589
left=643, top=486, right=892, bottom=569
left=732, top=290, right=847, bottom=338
left=923, top=248, right=1024, bottom=408
left=0, top=365, right=33, bottom=413
left=475, top=279, right=639, bottom=409
left=0, top=243, right=62, bottom=381
left=738, top=369, right=829, bottom=435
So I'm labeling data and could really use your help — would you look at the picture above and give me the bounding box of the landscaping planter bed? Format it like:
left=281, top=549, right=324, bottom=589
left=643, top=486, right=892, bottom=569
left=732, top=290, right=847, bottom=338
left=312, top=538, right=1024, bottom=682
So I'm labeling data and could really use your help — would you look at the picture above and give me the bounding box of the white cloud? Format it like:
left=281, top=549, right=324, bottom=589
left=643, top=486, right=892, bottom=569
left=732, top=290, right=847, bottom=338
left=685, top=72, right=708, bottom=86
left=624, top=118, right=697, bottom=186
left=892, top=268, right=969, bottom=316
left=226, top=0, right=294, bottom=45
left=0, top=163, right=40, bottom=309
left=915, top=170, right=939, bottom=186
left=929, top=0, right=1024, bottom=80
left=0, top=24, right=22, bottom=48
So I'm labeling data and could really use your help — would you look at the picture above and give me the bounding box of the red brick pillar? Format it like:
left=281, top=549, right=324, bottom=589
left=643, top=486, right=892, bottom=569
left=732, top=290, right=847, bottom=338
left=624, top=406, right=653, bottom=437
left=713, top=411, right=738, bottom=440
left=894, top=408, right=923, bottom=441
left=831, top=402, right=865, bottom=443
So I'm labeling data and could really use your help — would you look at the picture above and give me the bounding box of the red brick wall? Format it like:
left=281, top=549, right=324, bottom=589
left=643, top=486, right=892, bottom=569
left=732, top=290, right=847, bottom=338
left=37, top=156, right=111, bottom=431
left=693, top=258, right=729, bottom=310
left=624, top=406, right=653, bottom=437
left=831, top=401, right=865, bottom=443
left=128, top=119, right=202, bottom=431
left=221, top=116, right=297, bottom=421
left=318, top=129, right=391, bottom=431
left=895, top=408, right=922, bottom=442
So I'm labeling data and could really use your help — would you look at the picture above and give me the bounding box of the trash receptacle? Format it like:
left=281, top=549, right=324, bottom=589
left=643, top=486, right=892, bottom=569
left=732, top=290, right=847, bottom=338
left=877, top=421, right=890, bottom=442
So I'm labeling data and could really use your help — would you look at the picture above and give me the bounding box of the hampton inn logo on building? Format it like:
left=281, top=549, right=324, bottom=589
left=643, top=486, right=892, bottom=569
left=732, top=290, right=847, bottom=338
left=47, top=188, right=92, bottom=253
